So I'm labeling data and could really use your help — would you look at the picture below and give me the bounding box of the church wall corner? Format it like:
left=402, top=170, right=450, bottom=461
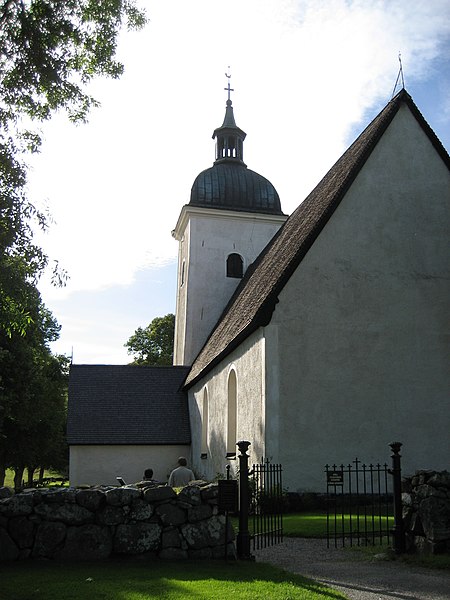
left=188, top=329, right=266, bottom=481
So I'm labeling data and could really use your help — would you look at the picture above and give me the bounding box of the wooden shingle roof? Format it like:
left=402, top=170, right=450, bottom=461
left=185, top=90, right=450, bottom=388
left=67, top=365, right=191, bottom=445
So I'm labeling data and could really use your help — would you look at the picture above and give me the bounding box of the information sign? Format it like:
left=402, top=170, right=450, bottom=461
left=218, top=479, right=238, bottom=512
left=327, top=471, right=344, bottom=486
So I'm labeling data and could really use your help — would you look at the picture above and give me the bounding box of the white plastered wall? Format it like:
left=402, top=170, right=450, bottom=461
left=173, top=219, right=191, bottom=364
left=188, top=329, right=266, bottom=481
left=173, top=206, right=286, bottom=366
left=69, top=444, right=191, bottom=487
left=265, top=104, right=450, bottom=492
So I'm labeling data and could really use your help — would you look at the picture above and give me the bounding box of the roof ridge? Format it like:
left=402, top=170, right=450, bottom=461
left=71, top=364, right=190, bottom=369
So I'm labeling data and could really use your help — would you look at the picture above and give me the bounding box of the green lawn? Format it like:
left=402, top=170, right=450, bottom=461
left=3, top=468, right=67, bottom=489
left=283, top=512, right=330, bottom=538
left=283, top=511, right=393, bottom=538
left=233, top=511, right=393, bottom=539
left=4, top=468, right=18, bottom=488
left=0, top=560, right=347, bottom=600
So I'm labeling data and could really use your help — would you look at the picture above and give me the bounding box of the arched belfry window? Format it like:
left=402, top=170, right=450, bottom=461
left=227, top=136, right=236, bottom=157
left=226, top=370, right=237, bottom=458
left=227, top=253, right=243, bottom=279
left=201, top=388, right=208, bottom=459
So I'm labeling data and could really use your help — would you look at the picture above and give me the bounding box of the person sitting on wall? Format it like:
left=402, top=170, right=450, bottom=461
left=168, top=457, right=195, bottom=488
left=142, top=468, right=159, bottom=485
left=143, top=468, right=154, bottom=480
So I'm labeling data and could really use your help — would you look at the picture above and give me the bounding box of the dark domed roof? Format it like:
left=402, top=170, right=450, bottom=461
left=189, top=93, right=283, bottom=216
left=190, top=162, right=282, bottom=215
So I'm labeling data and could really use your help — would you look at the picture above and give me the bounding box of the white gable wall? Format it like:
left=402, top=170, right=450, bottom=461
left=188, top=329, right=266, bottom=481
left=264, top=103, right=450, bottom=492
left=69, top=444, right=191, bottom=487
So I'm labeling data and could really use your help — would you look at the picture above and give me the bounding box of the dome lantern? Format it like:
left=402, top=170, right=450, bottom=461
left=212, top=72, right=247, bottom=165
left=213, top=102, right=247, bottom=165
left=189, top=74, right=283, bottom=216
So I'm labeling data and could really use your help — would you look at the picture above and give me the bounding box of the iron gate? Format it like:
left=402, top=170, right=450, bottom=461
left=250, top=458, right=283, bottom=550
left=235, top=441, right=284, bottom=558
left=325, top=442, right=405, bottom=552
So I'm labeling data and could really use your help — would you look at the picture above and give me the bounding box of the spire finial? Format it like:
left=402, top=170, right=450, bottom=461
left=398, top=52, right=405, bottom=88
left=391, top=52, right=405, bottom=99
left=224, top=66, right=234, bottom=102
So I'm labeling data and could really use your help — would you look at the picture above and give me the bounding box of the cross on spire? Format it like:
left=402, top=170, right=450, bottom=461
left=224, top=67, right=234, bottom=101
left=391, top=52, right=406, bottom=99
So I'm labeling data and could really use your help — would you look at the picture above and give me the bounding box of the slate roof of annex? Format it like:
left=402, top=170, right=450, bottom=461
left=67, top=365, right=191, bottom=445
left=185, top=90, right=450, bottom=387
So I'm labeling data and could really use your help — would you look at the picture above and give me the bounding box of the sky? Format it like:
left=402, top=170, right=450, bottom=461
left=30, top=0, right=450, bottom=364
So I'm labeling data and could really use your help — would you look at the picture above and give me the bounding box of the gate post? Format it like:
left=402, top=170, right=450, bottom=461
left=236, top=440, right=253, bottom=560
left=390, top=441, right=405, bottom=554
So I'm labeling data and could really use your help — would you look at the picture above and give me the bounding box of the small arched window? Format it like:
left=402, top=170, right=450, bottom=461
left=201, top=388, right=208, bottom=459
left=180, top=260, right=185, bottom=287
left=227, top=253, right=243, bottom=279
left=226, top=370, right=237, bottom=458
left=227, top=136, right=236, bottom=157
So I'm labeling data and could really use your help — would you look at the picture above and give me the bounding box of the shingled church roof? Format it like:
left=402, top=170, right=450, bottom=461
left=68, top=365, right=191, bottom=445
left=185, top=90, right=450, bottom=388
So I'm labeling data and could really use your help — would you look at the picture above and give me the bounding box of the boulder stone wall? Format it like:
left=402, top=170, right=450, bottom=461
left=402, top=470, right=450, bottom=554
left=0, top=482, right=235, bottom=561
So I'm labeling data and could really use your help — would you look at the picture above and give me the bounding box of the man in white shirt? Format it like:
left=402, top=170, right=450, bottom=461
left=168, top=457, right=195, bottom=487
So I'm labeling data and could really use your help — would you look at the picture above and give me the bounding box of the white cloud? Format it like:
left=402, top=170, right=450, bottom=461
left=32, top=0, right=450, bottom=303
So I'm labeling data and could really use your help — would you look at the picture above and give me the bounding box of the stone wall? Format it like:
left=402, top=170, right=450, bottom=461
left=0, top=482, right=235, bottom=561
left=402, top=470, right=450, bottom=554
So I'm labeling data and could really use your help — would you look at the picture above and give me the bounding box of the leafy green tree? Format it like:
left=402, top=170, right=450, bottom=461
left=0, top=284, right=68, bottom=488
left=0, top=0, right=146, bottom=335
left=125, top=313, right=175, bottom=366
left=23, top=353, right=70, bottom=486
left=0, top=0, right=147, bottom=488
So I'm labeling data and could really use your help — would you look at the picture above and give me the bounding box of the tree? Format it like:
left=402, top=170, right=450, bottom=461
left=0, top=0, right=146, bottom=335
left=22, top=353, right=70, bottom=486
left=0, top=0, right=146, bottom=487
left=0, top=284, right=69, bottom=488
left=125, top=314, right=175, bottom=366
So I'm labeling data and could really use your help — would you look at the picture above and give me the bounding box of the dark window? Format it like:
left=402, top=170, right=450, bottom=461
left=226, top=370, right=237, bottom=457
left=180, top=260, right=185, bottom=286
left=227, top=136, right=236, bottom=157
left=227, top=253, right=243, bottom=278
left=201, top=388, right=208, bottom=458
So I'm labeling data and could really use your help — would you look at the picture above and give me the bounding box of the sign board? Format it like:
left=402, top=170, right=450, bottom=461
left=327, top=471, right=344, bottom=486
left=218, top=479, right=238, bottom=512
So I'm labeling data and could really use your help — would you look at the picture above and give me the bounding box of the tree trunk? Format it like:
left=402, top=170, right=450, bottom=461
left=0, top=445, right=6, bottom=487
left=27, top=466, right=36, bottom=487
left=39, top=465, right=45, bottom=484
left=13, top=466, right=24, bottom=491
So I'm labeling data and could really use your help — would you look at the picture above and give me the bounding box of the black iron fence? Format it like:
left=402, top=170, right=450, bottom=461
left=325, top=442, right=405, bottom=553
left=234, top=441, right=284, bottom=559
left=251, top=458, right=283, bottom=550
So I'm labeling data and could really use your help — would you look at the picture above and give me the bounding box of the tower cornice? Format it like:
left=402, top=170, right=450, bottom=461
left=172, top=205, right=287, bottom=242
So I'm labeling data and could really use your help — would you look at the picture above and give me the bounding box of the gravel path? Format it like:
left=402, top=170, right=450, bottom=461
left=254, top=538, right=450, bottom=600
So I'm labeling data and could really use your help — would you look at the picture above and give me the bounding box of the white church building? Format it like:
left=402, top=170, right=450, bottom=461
left=68, top=88, right=450, bottom=491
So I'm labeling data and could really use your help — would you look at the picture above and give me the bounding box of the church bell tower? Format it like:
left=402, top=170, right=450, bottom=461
left=172, top=77, right=287, bottom=366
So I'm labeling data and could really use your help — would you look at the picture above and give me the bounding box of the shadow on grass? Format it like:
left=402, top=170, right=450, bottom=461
left=1, top=558, right=348, bottom=600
